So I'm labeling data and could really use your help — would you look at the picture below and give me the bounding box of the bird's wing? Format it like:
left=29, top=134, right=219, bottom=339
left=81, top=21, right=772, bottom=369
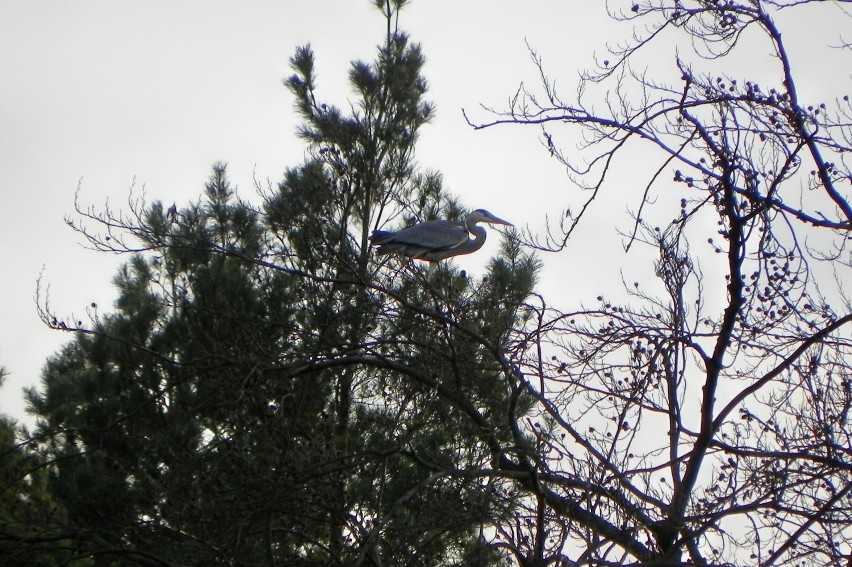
left=387, top=220, right=469, bottom=250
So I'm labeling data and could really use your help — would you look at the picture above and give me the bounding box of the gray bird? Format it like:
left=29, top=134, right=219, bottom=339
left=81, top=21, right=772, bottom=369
left=369, top=209, right=513, bottom=278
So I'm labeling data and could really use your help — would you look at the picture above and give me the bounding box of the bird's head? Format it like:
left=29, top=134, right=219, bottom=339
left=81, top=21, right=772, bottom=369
left=470, top=209, right=513, bottom=227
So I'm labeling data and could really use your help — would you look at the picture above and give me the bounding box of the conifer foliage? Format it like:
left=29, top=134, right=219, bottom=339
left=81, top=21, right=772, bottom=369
left=10, top=1, right=538, bottom=565
left=12, top=1, right=851, bottom=566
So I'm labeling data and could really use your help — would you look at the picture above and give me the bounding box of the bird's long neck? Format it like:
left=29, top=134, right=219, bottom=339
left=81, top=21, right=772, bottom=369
left=466, top=224, right=488, bottom=252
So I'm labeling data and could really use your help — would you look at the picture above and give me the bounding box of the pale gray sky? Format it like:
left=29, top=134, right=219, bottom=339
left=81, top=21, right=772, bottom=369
left=0, top=1, right=607, bottom=422
left=1, top=1, right=846, bottom=425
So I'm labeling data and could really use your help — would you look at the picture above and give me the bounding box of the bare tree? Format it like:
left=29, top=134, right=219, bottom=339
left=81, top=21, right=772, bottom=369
left=467, top=1, right=852, bottom=565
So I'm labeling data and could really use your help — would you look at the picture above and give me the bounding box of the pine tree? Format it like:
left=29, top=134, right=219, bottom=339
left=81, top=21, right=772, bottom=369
left=24, top=2, right=539, bottom=565
left=0, top=366, right=74, bottom=567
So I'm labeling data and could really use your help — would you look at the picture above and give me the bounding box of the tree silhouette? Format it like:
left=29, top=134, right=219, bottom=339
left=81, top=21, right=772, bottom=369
left=466, top=0, right=852, bottom=564
left=10, top=1, right=852, bottom=566
left=21, top=1, right=537, bottom=565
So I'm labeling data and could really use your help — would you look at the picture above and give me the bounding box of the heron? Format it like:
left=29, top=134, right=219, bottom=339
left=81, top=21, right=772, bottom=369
left=369, top=209, right=513, bottom=278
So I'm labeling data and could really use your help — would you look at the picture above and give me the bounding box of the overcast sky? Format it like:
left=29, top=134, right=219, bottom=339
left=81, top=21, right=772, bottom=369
left=1, top=1, right=612, bottom=422
left=1, top=1, right=847, bottom=424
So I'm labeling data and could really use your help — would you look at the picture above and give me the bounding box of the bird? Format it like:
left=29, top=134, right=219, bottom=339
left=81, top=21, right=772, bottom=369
left=369, top=209, right=513, bottom=278
left=167, top=203, right=178, bottom=225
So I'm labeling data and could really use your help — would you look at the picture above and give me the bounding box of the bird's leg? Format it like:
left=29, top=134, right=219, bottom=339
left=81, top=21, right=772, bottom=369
left=425, top=261, right=438, bottom=281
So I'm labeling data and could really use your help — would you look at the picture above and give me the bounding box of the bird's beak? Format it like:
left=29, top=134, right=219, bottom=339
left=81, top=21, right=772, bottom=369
left=486, top=214, right=513, bottom=227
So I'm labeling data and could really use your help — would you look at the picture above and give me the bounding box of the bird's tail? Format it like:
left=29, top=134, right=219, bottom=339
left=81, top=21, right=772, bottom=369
left=368, top=230, right=393, bottom=245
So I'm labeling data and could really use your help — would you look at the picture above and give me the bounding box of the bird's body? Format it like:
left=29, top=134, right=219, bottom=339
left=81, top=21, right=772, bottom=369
left=369, top=209, right=512, bottom=277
